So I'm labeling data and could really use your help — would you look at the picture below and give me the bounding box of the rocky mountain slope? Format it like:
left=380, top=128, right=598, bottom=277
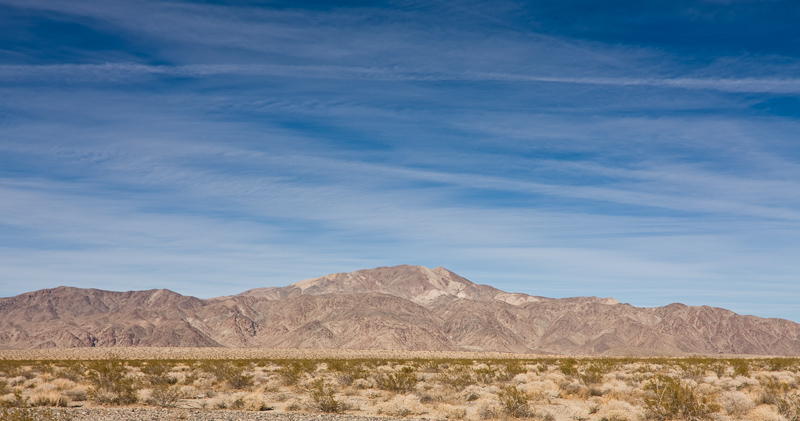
left=1, top=265, right=799, bottom=355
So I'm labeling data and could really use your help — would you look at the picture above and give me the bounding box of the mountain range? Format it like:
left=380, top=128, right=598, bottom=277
left=1, top=265, right=799, bottom=355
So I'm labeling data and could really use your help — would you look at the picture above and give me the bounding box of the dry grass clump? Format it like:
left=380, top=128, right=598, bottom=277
left=29, top=389, right=70, bottom=407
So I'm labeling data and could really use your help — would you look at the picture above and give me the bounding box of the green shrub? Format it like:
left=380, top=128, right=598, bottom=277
left=581, top=363, right=608, bottom=385
left=327, top=360, right=367, bottom=386
left=200, top=361, right=254, bottom=389
left=759, top=377, right=792, bottom=405
left=765, top=358, right=795, bottom=372
left=375, top=366, right=418, bottom=393
left=559, top=358, right=578, bottom=377
left=759, top=377, right=800, bottom=420
left=643, top=375, right=717, bottom=420
left=438, top=368, right=475, bottom=391
left=730, top=359, right=750, bottom=377
left=85, top=359, right=138, bottom=405
left=502, top=361, right=527, bottom=380
left=277, top=360, right=316, bottom=386
left=474, top=366, right=496, bottom=384
left=776, top=394, right=800, bottom=421
left=309, top=379, right=341, bottom=413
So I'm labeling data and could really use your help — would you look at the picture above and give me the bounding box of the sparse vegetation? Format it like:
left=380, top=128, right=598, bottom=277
left=0, top=349, right=799, bottom=420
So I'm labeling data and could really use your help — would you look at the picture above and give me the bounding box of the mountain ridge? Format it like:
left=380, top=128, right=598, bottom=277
left=1, top=265, right=798, bottom=355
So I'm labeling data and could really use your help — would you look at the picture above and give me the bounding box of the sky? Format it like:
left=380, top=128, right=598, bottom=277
left=1, top=0, right=799, bottom=321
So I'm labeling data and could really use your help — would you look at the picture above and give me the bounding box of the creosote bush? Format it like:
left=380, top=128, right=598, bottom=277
left=375, top=366, right=418, bottom=393
left=308, top=378, right=341, bottom=413
left=643, top=375, right=717, bottom=421
left=438, top=367, right=475, bottom=391
left=277, top=360, right=316, bottom=386
left=200, top=361, right=254, bottom=389
left=326, top=360, right=367, bottom=386
left=559, top=358, right=578, bottom=377
left=85, top=359, right=137, bottom=405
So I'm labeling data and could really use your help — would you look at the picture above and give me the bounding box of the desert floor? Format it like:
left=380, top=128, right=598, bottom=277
left=2, top=348, right=799, bottom=421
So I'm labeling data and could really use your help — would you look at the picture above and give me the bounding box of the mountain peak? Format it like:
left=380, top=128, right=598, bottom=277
left=250, top=264, right=548, bottom=307
left=288, top=264, right=483, bottom=305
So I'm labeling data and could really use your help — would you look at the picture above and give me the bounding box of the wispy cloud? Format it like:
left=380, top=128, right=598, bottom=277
left=1, top=0, right=799, bottom=322
left=4, top=63, right=800, bottom=94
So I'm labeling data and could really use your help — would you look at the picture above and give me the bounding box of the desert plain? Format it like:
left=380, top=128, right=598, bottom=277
left=2, top=348, right=800, bottom=421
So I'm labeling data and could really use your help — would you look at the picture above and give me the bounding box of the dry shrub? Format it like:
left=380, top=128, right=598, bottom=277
left=147, top=384, right=182, bottom=408
left=478, top=404, right=499, bottom=420
left=750, top=405, right=785, bottom=421
left=498, top=385, right=530, bottom=418
left=49, top=378, right=76, bottom=391
left=376, top=394, right=426, bottom=417
left=226, top=392, right=273, bottom=411
left=718, top=390, right=754, bottom=416
left=595, top=399, right=642, bottom=421
left=63, top=388, right=87, bottom=402
left=599, top=416, right=628, bottom=421
left=435, top=404, right=467, bottom=420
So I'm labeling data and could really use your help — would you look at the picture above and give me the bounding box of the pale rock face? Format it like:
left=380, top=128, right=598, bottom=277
left=1, top=264, right=800, bottom=355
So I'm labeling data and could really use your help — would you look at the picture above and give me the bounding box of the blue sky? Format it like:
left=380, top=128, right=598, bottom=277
left=1, top=0, right=800, bottom=321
